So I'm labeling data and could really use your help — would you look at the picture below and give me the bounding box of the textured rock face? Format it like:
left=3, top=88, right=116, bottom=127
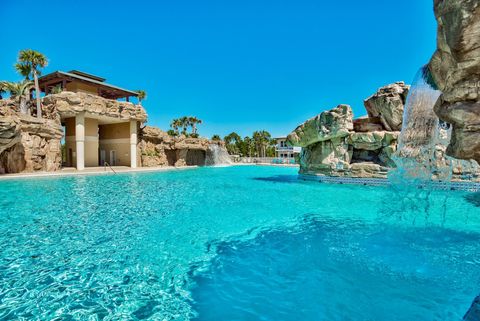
left=138, top=126, right=218, bottom=167
left=42, top=91, right=147, bottom=122
left=0, top=104, right=62, bottom=173
left=429, top=0, right=480, bottom=163
left=363, top=82, right=410, bottom=131
left=290, top=84, right=404, bottom=178
left=287, top=105, right=353, bottom=147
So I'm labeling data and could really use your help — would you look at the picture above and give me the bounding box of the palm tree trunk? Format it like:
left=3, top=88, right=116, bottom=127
left=20, top=97, right=27, bottom=114
left=33, top=70, right=42, bottom=118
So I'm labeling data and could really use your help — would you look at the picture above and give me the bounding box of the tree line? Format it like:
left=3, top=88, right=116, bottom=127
left=213, top=131, right=277, bottom=157
left=168, top=116, right=203, bottom=138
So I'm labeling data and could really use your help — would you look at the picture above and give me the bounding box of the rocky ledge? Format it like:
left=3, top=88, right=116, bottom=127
left=139, top=126, right=224, bottom=167
left=287, top=82, right=409, bottom=178
left=429, top=0, right=480, bottom=164
left=42, top=91, right=148, bottom=122
left=0, top=101, right=63, bottom=173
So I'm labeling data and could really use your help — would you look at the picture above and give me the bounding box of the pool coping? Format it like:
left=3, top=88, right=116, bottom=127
left=298, top=174, right=480, bottom=192
left=0, top=165, right=201, bottom=180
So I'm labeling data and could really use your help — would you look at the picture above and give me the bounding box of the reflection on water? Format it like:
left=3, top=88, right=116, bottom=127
left=190, top=215, right=480, bottom=321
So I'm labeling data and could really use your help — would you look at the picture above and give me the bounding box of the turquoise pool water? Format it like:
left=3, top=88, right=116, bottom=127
left=0, top=166, right=479, bottom=320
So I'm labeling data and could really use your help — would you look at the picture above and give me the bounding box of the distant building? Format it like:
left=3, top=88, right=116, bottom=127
left=38, top=70, right=142, bottom=170
left=274, top=137, right=301, bottom=158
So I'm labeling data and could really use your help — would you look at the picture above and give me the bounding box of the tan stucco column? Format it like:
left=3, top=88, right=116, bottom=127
left=75, top=112, right=85, bottom=170
left=130, top=120, right=137, bottom=168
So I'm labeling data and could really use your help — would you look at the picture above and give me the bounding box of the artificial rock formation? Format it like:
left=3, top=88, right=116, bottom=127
left=286, top=83, right=408, bottom=178
left=363, top=82, right=409, bottom=131
left=42, top=91, right=147, bottom=122
left=287, top=91, right=404, bottom=178
left=138, top=126, right=222, bottom=167
left=429, top=0, right=480, bottom=164
left=0, top=101, right=63, bottom=173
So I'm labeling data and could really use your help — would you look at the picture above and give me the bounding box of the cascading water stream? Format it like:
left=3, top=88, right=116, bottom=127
left=382, top=65, right=479, bottom=223
left=205, top=144, right=233, bottom=166
left=391, top=65, right=479, bottom=185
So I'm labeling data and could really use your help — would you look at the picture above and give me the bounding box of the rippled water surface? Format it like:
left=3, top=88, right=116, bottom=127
left=0, top=166, right=479, bottom=320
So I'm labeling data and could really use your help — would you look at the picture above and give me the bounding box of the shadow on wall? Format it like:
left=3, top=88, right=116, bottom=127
left=186, top=150, right=206, bottom=166
left=0, top=143, right=26, bottom=174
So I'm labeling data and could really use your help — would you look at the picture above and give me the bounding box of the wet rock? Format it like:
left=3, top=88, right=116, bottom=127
left=363, top=82, right=410, bottom=131
left=429, top=0, right=480, bottom=163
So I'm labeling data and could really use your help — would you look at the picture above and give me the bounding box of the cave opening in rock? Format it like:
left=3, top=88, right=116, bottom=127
left=186, top=149, right=206, bottom=166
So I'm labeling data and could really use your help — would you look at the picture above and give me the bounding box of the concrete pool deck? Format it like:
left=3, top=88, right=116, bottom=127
left=0, top=165, right=201, bottom=180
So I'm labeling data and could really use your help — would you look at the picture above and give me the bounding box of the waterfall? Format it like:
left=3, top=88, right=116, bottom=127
left=205, top=144, right=233, bottom=166
left=382, top=66, right=479, bottom=222
left=391, top=65, right=479, bottom=184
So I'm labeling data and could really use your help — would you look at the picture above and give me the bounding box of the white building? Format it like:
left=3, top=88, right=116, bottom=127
left=275, top=137, right=301, bottom=158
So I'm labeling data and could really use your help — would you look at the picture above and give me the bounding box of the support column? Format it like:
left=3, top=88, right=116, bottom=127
left=75, top=112, right=85, bottom=170
left=130, top=120, right=137, bottom=168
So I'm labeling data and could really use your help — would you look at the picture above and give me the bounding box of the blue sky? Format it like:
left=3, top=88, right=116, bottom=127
left=1, top=0, right=437, bottom=138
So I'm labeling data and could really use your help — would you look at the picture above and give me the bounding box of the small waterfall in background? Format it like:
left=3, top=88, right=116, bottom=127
left=205, top=144, right=233, bottom=166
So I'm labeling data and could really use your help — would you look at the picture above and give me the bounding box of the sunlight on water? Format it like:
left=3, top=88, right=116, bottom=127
left=0, top=166, right=479, bottom=320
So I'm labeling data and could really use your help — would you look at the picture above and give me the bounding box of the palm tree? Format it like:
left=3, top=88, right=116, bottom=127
left=170, top=118, right=182, bottom=135
left=17, top=49, right=48, bottom=118
left=188, top=116, right=202, bottom=135
left=136, top=90, right=147, bottom=105
left=15, top=63, right=32, bottom=80
left=180, top=116, right=189, bottom=135
left=3, top=80, right=34, bottom=114
left=253, top=130, right=271, bottom=157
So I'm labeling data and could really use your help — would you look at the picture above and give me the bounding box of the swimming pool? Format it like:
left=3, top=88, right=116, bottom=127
left=0, top=166, right=479, bottom=320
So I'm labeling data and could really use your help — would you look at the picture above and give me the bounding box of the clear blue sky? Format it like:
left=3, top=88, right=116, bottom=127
left=1, top=0, right=437, bottom=138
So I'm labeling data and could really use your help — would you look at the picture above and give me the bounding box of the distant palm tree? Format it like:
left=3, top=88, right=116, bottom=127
left=136, top=90, right=147, bottom=104
left=170, top=118, right=182, bottom=135
left=253, top=130, right=271, bottom=157
left=188, top=116, right=202, bottom=135
left=17, top=49, right=48, bottom=118
left=180, top=116, right=189, bottom=135
left=3, top=80, right=34, bottom=114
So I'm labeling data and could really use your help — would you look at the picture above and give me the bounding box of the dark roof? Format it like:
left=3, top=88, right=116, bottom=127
left=38, top=70, right=138, bottom=99
left=68, top=70, right=106, bottom=82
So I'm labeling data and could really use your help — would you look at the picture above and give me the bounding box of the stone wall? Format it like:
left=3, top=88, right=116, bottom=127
left=287, top=82, right=409, bottom=178
left=429, top=0, right=480, bottom=164
left=0, top=101, right=63, bottom=173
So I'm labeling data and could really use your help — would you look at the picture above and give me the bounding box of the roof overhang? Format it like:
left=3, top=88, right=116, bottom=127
left=39, top=71, right=138, bottom=99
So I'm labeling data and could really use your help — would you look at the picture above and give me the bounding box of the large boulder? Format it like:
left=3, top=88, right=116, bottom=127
left=363, top=82, right=410, bottom=131
left=434, top=99, right=480, bottom=163
left=0, top=105, right=63, bottom=173
left=298, top=137, right=352, bottom=176
left=429, top=0, right=480, bottom=164
left=287, top=104, right=353, bottom=147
